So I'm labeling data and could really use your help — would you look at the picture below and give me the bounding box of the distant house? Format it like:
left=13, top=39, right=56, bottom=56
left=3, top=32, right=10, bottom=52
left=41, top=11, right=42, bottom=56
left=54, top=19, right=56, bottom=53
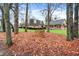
left=28, top=19, right=44, bottom=28
left=45, top=19, right=66, bottom=29
left=19, top=18, right=44, bottom=28
left=28, top=19, right=35, bottom=26
left=34, top=20, right=44, bottom=27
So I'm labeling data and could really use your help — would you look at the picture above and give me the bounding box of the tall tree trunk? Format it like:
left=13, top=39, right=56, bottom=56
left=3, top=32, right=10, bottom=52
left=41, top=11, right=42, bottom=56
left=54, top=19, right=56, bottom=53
left=25, top=3, right=28, bottom=32
left=14, top=3, right=18, bottom=34
left=67, top=3, right=74, bottom=40
left=1, top=8, right=5, bottom=32
left=47, top=3, right=51, bottom=32
left=73, top=3, right=79, bottom=38
left=3, top=3, right=12, bottom=46
left=10, top=22, right=14, bottom=32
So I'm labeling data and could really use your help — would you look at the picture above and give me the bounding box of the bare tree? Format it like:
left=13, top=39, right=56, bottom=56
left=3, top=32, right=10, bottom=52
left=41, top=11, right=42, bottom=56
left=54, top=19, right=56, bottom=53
left=73, top=3, right=79, bottom=38
left=0, top=4, right=5, bottom=32
left=14, top=3, right=19, bottom=34
left=3, top=3, right=12, bottom=46
left=40, top=3, right=62, bottom=32
left=47, top=3, right=51, bottom=32
left=67, top=3, right=74, bottom=40
left=0, top=3, right=14, bottom=32
left=25, top=3, right=28, bottom=32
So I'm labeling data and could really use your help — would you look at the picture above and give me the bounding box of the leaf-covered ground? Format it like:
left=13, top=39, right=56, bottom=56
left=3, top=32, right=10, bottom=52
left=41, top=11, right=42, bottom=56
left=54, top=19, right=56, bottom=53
left=0, top=32, right=79, bottom=56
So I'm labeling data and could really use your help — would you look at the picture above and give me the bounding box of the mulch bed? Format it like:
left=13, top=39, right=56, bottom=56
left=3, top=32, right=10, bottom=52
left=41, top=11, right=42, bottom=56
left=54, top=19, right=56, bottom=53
left=0, top=31, right=79, bottom=56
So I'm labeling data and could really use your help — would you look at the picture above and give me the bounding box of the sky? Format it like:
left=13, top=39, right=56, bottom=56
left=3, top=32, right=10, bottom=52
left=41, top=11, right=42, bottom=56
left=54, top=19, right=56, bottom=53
left=0, top=3, right=66, bottom=24
left=18, top=3, right=66, bottom=24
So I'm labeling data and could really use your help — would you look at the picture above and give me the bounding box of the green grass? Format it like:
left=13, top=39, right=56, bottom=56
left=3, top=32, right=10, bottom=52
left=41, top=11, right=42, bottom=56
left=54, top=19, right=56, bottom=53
left=27, top=30, right=36, bottom=32
left=18, top=28, right=79, bottom=36
left=19, top=28, right=67, bottom=35
left=19, top=28, right=25, bottom=32
left=19, top=28, right=36, bottom=32
left=49, top=29, right=66, bottom=36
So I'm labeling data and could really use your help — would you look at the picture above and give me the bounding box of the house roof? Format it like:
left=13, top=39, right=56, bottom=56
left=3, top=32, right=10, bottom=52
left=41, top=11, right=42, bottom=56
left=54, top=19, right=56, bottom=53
left=45, top=19, right=65, bottom=25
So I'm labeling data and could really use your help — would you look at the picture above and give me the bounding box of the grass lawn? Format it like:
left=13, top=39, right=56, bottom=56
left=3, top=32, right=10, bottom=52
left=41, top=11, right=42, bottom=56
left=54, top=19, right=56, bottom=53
left=19, top=28, right=67, bottom=36
left=19, top=28, right=25, bottom=32
left=49, top=29, right=66, bottom=36
left=19, top=28, right=36, bottom=32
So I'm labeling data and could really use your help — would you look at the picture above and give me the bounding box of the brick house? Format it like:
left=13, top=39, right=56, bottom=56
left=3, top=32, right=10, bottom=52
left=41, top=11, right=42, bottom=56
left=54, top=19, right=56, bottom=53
left=45, top=19, right=66, bottom=29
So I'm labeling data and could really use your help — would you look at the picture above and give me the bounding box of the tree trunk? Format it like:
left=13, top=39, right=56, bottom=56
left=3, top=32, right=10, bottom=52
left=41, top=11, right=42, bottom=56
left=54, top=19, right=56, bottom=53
left=25, top=3, right=28, bottom=32
left=73, top=3, right=79, bottom=38
left=1, top=8, right=5, bottom=32
left=47, top=3, right=51, bottom=32
left=3, top=3, right=12, bottom=46
left=67, top=3, right=74, bottom=40
left=14, top=3, right=18, bottom=34
left=9, top=22, right=14, bottom=32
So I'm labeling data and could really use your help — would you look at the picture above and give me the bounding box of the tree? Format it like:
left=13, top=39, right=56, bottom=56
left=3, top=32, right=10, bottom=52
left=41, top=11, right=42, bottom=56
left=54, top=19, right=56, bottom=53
left=47, top=3, right=51, bottom=32
left=67, top=3, right=74, bottom=40
left=25, top=3, right=28, bottom=32
left=14, top=3, right=19, bottom=34
left=73, top=3, right=79, bottom=38
left=40, top=3, right=62, bottom=32
left=9, top=3, right=15, bottom=32
left=0, top=3, right=14, bottom=32
left=0, top=4, right=5, bottom=32
left=3, top=3, right=12, bottom=46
